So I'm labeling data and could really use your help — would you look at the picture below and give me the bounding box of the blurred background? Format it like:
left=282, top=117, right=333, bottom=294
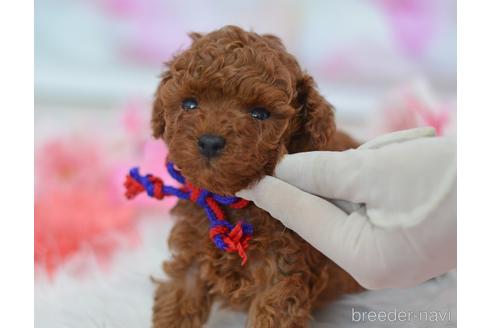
left=35, top=1, right=456, bottom=326
left=36, top=0, right=457, bottom=138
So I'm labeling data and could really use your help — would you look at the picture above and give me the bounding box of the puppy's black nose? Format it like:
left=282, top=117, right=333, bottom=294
left=197, top=134, right=226, bottom=158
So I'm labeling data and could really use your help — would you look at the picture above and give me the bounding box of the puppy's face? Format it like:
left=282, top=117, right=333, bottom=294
left=152, top=26, right=335, bottom=195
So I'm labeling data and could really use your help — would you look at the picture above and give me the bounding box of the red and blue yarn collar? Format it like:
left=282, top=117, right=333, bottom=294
left=124, top=162, right=253, bottom=265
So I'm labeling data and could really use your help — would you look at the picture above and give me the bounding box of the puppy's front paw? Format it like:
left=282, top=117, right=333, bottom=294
left=152, top=281, right=211, bottom=328
left=247, top=276, right=311, bottom=328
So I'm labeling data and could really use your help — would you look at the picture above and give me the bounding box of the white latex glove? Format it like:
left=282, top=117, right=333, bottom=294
left=237, top=128, right=456, bottom=290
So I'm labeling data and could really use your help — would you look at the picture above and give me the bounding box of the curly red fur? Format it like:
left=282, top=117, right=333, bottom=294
left=150, top=26, right=363, bottom=328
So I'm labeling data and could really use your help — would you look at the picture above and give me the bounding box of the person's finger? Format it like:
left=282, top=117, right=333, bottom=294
left=275, top=136, right=454, bottom=209
left=237, top=176, right=372, bottom=271
left=237, top=176, right=350, bottom=227
left=358, top=127, right=435, bottom=150
left=274, top=128, right=437, bottom=204
left=273, top=150, right=371, bottom=204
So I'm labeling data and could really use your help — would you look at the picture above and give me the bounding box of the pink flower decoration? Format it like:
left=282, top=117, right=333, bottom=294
left=376, top=81, right=454, bottom=136
left=35, top=136, right=103, bottom=193
left=405, top=94, right=450, bottom=136
left=35, top=137, right=138, bottom=276
left=35, top=187, right=138, bottom=276
left=35, top=100, right=178, bottom=276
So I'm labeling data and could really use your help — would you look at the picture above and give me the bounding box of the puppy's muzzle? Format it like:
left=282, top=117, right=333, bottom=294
left=197, top=134, right=226, bottom=158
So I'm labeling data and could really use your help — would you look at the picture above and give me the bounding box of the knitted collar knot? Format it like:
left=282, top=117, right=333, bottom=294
left=124, top=162, right=252, bottom=265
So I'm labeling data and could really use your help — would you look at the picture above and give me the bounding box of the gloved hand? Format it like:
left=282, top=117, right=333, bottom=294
left=237, top=128, right=456, bottom=289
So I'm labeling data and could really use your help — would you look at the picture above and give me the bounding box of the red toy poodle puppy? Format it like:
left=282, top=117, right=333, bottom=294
left=150, top=25, right=363, bottom=327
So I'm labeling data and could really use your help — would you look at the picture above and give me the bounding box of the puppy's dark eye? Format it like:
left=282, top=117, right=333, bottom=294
left=250, top=107, right=270, bottom=120
left=181, top=98, right=198, bottom=110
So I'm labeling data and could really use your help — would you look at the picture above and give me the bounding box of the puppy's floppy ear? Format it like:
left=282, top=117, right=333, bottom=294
left=294, top=74, right=336, bottom=149
left=151, top=71, right=172, bottom=138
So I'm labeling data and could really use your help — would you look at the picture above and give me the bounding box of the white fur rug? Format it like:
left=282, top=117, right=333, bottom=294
left=35, top=215, right=456, bottom=327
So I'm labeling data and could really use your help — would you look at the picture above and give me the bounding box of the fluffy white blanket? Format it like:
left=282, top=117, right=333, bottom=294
left=35, top=217, right=456, bottom=327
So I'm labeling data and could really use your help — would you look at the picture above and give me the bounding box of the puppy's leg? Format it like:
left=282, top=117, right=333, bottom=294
left=152, top=259, right=212, bottom=328
left=247, top=274, right=312, bottom=328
